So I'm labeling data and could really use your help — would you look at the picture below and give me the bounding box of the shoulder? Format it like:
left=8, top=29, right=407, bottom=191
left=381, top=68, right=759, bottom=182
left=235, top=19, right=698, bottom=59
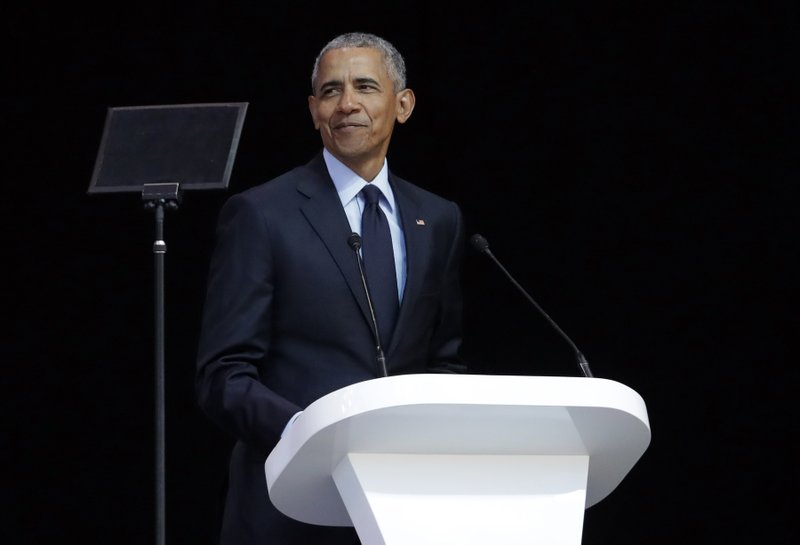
left=226, top=153, right=328, bottom=206
left=390, top=172, right=461, bottom=216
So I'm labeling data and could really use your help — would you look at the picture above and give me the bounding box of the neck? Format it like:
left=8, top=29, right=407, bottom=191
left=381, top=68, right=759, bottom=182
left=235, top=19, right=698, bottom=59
left=326, top=150, right=386, bottom=182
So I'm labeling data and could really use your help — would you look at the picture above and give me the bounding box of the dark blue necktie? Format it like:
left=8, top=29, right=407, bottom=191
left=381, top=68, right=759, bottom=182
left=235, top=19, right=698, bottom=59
left=360, top=184, right=399, bottom=348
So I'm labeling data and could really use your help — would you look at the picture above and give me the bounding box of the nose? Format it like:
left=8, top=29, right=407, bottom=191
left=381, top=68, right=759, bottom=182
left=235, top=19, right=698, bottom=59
left=336, top=86, right=359, bottom=112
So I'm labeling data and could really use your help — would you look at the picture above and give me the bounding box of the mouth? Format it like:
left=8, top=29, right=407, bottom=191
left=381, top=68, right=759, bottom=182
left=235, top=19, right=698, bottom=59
left=333, top=121, right=367, bottom=130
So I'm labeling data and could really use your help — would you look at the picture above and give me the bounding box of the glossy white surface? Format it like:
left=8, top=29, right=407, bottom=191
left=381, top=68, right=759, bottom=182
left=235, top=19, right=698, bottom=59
left=265, top=374, right=650, bottom=543
left=334, top=452, right=590, bottom=545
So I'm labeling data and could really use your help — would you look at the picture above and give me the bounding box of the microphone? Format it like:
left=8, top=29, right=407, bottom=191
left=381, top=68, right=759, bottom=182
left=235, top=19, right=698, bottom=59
left=347, top=232, right=389, bottom=377
left=470, top=233, right=594, bottom=378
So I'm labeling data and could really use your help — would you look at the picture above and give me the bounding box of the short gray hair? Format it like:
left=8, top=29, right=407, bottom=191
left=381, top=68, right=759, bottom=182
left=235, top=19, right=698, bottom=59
left=310, top=32, right=407, bottom=94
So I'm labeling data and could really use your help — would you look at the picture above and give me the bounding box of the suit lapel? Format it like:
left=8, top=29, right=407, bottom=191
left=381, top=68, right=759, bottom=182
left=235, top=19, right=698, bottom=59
left=297, top=155, right=375, bottom=330
left=389, top=176, right=430, bottom=353
left=296, top=156, right=431, bottom=358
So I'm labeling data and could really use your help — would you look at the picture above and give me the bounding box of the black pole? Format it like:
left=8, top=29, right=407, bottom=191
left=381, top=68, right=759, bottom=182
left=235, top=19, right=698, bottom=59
left=143, top=182, right=180, bottom=545
left=153, top=201, right=166, bottom=545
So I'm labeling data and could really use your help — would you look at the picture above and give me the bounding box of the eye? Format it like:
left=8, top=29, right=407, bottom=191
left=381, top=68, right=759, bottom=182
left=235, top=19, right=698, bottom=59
left=318, top=84, right=342, bottom=97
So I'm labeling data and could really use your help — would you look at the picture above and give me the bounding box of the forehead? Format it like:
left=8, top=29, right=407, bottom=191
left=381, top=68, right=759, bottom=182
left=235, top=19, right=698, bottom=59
left=317, top=47, right=389, bottom=81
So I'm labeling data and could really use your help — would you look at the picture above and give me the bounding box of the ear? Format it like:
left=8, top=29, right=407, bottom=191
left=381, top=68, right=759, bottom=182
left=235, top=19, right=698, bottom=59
left=395, top=89, right=416, bottom=124
left=308, top=95, right=320, bottom=129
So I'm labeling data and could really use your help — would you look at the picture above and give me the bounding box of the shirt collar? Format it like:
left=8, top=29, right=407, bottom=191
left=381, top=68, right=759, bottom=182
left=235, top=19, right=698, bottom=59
left=323, top=149, right=395, bottom=213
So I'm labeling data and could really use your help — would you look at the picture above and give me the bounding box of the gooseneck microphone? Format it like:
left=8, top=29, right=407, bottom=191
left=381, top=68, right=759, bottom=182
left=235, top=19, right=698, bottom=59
left=347, top=232, right=389, bottom=377
left=470, top=233, right=594, bottom=378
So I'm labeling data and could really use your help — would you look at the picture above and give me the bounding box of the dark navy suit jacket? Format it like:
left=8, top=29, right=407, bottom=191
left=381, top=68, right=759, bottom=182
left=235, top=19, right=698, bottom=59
left=196, top=152, right=466, bottom=544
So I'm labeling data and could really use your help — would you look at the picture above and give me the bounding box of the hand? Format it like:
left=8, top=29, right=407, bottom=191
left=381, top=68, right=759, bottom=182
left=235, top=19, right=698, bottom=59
left=281, top=411, right=302, bottom=438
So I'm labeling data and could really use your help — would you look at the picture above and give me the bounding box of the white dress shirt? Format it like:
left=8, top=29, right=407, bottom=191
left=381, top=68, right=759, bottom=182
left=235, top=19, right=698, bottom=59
left=323, top=148, right=407, bottom=302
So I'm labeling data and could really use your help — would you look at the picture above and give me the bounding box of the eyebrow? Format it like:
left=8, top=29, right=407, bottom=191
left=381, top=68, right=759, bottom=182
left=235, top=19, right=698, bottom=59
left=318, top=77, right=383, bottom=95
left=353, top=76, right=381, bottom=88
left=317, top=80, right=341, bottom=94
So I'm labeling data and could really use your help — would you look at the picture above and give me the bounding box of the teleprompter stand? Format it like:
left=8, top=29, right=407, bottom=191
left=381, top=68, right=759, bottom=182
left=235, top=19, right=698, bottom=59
left=87, top=102, right=248, bottom=545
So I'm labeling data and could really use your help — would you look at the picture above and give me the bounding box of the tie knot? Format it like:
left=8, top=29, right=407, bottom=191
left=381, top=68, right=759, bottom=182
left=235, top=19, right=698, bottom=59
left=361, top=184, right=383, bottom=205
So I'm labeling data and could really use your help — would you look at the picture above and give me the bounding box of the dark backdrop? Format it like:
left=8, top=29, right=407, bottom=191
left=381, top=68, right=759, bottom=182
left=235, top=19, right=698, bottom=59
left=5, top=2, right=796, bottom=544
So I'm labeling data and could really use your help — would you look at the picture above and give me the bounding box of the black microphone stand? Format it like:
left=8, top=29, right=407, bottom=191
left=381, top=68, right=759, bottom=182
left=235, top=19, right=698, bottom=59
left=471, top=234, right=594, bottom=378
left=348, top=233, right=389, bottom=377
left=142, top=182, right=181, bottom=545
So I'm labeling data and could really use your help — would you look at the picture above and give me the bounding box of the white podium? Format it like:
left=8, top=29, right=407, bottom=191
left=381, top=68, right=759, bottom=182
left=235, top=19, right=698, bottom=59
left=265, top=374, right=650, bottom=545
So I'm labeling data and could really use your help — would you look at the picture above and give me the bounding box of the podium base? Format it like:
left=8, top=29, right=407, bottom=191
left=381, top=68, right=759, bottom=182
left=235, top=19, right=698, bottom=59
left=333, top=453, right=589, bottom=545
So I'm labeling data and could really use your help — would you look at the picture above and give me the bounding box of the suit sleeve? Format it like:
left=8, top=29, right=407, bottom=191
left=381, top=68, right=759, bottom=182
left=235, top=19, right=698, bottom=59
left=195, top=193, right=301, bottom=452
left=426, top=200, right=468, bottom=374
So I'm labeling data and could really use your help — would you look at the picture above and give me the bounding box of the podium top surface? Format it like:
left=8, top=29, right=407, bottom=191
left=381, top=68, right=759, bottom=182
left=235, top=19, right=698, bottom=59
left=266, top=374, right=650, bottom=525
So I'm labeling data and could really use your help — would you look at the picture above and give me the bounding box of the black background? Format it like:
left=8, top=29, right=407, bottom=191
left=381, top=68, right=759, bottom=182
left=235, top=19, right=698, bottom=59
left=5, top=2, right=797, bottom=544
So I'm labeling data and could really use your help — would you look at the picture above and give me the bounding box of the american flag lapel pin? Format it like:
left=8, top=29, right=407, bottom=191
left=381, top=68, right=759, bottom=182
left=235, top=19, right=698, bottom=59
left=415, top=219, right=426, bottom=225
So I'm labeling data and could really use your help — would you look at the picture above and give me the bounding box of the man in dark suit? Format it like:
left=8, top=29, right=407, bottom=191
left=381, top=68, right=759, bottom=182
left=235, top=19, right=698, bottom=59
left=195, top=32, right=467, bottom=544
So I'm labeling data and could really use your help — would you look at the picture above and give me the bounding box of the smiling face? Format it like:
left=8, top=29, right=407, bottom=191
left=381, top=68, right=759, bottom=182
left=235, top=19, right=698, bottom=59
left=308, top=47, right=415, bottom=181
